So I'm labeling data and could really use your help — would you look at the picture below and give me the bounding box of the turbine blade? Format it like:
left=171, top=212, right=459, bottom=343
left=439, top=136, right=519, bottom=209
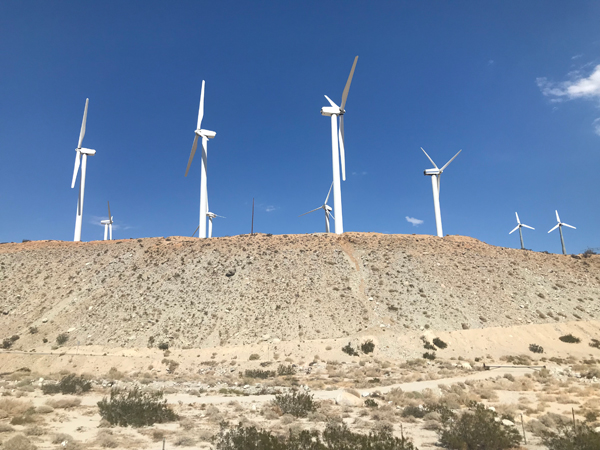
left=197, top=80, right=205, bottom=130
left=324, top=182, right=333, bottom=205
left=340, top=56, right=358, bottom=110
left=522, top=224, right=535, bottom=230
left=191, top=225, right=200, bottom=237
left=421, top=147, right=438, bottom=169
left=338, top=120, right=346, bottom=181
left=324, top=95, right=338, bottom=108
left=562, top=223, right=576, bottom=229
left=548, top=224, right=559, bottom=233
left=440, top=149, right=462, bottom=172
left=107, top=201, right=112, bottom=223
left=509, top=225, right=520, bottom=234
left=555, top=210, right=561, bottom=223
left=71, top=152, right=81, bottom=188
left=78, top=99, right=89, bottom=148
left=215, top=215, right=226, bottom=218
left=515, top=212, right=520, bottom=224
left=185, top=135, right=198, bottom=177
left=329, top=211, right=335, bottom=221
left=299, top=207, right=322, bottom=217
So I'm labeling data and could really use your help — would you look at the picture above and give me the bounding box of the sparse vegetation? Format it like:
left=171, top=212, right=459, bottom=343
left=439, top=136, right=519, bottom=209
left=433, top=337, right=448, bottom=349
left=529, top=344, right=544, bottom=354
left=158, top=342, right=169, bottom=350
left=543, top=423, right=600, bottom=450
left=272, top=390, right=317, bottom=417
left=56, top=333, right=69, bottom=345
left=42, top=374, right=91, bottom=395
left=360, top=340, right=375, bottom=354
left=364, top=398, right=378, bottom=408
left=342, top=342, right=359, bottom=356
left=277, top=364, right=296, bottom=376
left=248, top=353, right=260, bottom=360
left=244, top=369, right=275, bottom=379
left=3, top=435, right=37, bottom=450
left=423, top=352, right=436, bottom=360
left=97, top=387, right=178, bottom=427
left=559, top=334, right=581, bottom=344
left=590, top=339, right=600, bottom=350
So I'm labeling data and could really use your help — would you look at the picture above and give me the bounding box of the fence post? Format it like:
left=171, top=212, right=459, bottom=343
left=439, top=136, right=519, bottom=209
left=521, top=413, right=527, bottom=444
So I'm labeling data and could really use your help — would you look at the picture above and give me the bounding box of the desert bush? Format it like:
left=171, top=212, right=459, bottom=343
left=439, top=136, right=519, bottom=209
left=34, top=405, right=52, bottom=414
left=2, top=338, right=13, bottom=349
left=402, top=405, right=427, bottom=418
left=272, top=390, right=317, bottom=418
left=543, top=423, right=600, bottom=449
left=42, top=374, right=91, bottom=395
left=0, top=398, right=33, bottom=416
left=360, top=340, right=375, bottom=354
left=174, top=434, right=196, bottom=446
left=45, top=397, right=81, bottom=409
left=0, top=423, right=15, bottom=432
left=439, top=403, right=521, bottom=450
left=24, top=426, right=45, bottom=436
left=502, top=354, right=532, bottom=366
left=342, top=343, right=359, bottom=356
left=277, top=364, right=296, bottom=376
left=248, top=353, right=260, bottom=361
left=590, top=339, right=600, bottom=350
left=56, top=333, right=69, bottom=345
left=559, top=334, right=581, bottom=344
left=423, top=352, right=436, bottom=360
left=158, top=342, right=169, bottom=350
left=3, top=435, right=37, bottom=450
left=10, top=414, right=36, bottom=425
left=364, top=399, right=378, bottom=408
left=529, top=344, right=544, bottom=354
left=433, top=338, right=448, bottom=349
left=29, top=327, right=38, bottom=334
left=51, top=434, right=73, bottom=445
left=97, top=387, right=178, bottom=427
left=215, top=421, right=417, bottom=450
left=244, top=369, right=275, bottom=379
left=96, top=429, right=118, bottom=448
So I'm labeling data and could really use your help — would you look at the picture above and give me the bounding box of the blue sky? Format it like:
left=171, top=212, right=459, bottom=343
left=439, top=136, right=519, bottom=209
left=1, top=1, right=599, bottom=254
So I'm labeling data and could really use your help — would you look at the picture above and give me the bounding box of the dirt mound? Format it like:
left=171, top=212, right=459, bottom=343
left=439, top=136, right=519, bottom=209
left=0, top=233, right=598, bottom=351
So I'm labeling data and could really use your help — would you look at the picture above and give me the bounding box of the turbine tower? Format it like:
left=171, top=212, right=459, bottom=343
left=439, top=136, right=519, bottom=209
left=509, top=212, right=534, bottom=250
left=420, top=147, right=461, bottom=237
left=548, top=210, right=576, bottom=255
left=100, top=201, right=113, bottom=241
left=185, top=80, right=216, bottom=239
left=320, top=56, right=358, bottom=234
left=71, top=99, right=96, bottom=242
left=299, top=182, right=335, bottom=233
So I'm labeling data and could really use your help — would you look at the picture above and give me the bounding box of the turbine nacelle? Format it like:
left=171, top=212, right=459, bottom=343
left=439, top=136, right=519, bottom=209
left=100, top=219, right=111, bottom=225
left=77, top=148, right=96, bottom=156
left=195, top=129, right=216, bottom=139
left=424, top=168, right=441, bottom=176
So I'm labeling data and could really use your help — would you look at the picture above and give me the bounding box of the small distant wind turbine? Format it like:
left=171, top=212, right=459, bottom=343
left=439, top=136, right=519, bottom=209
left=320, top=56, right=358, bottom=235
left=100, top=201, right=113, bottom=241
left=71, top=99, right=96, bottom=242
left=185, top=80, right=216, bottom=239
left=192, top=200, right=224, bottom=238
left=421, top=147, right=461, bottom=237
left=299, top=183, right=335, bottom=233
left=548, top=210, right=576, bottom=255
left=509, top=212, right=534, bottom=250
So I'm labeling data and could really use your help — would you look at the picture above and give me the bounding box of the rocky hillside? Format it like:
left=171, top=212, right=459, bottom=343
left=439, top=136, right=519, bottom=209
left=0, top=233, right=598, bottom=350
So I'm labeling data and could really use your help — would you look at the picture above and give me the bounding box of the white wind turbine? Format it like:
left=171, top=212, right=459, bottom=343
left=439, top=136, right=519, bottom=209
left=192, top=201, right=224, bottom=238
left=185, top=80, right=216, bottom=239
left=100, top=201, right=113, bottom=241
left=299, top=182, right=335, bottom=233
left=71, top=99, right=96, bottom=242
left=421, top=147, right=461, bottom=237
left=548, top=210, right=576, bottom=255
left=509, top=212, right=534, bottom=250
left=320, top=56, right=358, bottom=235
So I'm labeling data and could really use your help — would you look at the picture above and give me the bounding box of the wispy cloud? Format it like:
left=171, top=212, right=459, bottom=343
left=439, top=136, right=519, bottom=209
left=537, top=64, right=600, bottom=101
left=265, top=205, right=277, bottom=213
left=405, top=216, right=423, bottom=227
left=594, top=118, right=600, bottom=136
left=572, top=54, right=583, bottom=60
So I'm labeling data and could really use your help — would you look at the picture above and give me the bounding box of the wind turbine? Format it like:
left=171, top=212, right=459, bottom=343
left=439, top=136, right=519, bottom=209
left=420, top=147, right=461, bottom=237
left=185, top=80, right=216, bottom=239
left=100, top=201, right=113, bottom=241
left=192, top=201, right=224, bottom=238
left=299, top=182, right=335, bottom=233
left=71, top=99, right=96, bottom=242
left=509, top=212, right=534, bottom=250
left=548, top=210, right=576, bottom=255
left=320, top=56, right=358, bottom=235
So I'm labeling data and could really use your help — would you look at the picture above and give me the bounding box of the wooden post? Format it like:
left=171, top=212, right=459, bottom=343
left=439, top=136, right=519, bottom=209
left=572, top=407, right=577, bottom=433
left=162, top=437, right=165, bottom=450
left=521, top=413, right=527, bottom=444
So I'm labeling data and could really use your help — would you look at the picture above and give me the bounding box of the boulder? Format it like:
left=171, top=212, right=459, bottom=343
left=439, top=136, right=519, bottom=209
left=336, top=391, right=363, bottom=407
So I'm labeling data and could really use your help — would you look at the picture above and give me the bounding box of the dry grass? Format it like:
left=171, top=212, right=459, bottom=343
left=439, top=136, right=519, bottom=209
left=45, top=397, right=81, bottom=409
left=0, top=398, right=33, bottom=416
left=3, top=435, right=37, bottom=450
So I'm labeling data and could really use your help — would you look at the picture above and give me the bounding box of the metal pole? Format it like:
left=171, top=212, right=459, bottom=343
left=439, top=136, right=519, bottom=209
left=518, top=227, right=524, bottom=250
left=559, top=225, right=566, bottom=255
left=521, top=414, right=527, bottom=444
left=162, top=437, right=165, bottom=450
left=251, top=198, right=254, bottom=235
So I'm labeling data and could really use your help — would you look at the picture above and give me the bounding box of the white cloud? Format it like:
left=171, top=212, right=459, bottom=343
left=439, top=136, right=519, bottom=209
left=265, top=205, right=277, bottom=212
left=572, top=54, right=583, bottom=60
left=537, top=64, right=600, bottom=101
left=405, top=216, right=423, bottom=226
left=594, top=118, right=600, bottom=136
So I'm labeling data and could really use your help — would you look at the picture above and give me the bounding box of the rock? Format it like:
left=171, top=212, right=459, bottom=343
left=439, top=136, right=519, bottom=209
left=226, top=269, right=236, bottom=277
left=461, top=323, right=470, bottom=330
left=460, top=362, right=472, bottom=369
left=67, top=327, right=76, bottom=333
left=502, top=419, right=514, bottom=426
left=41, top=318, right=48, bottom=323
left=261, top=334, right=271, bottom=341
left=272, top=338, right=281, bottom=344
left=336, top=391, right=364, bottom=407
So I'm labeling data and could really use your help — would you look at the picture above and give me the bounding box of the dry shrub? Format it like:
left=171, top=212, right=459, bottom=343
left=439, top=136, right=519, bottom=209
left=45, top=397, right=81, bottom=409
left=24, top=426, right=45, bottom=436
left=52, top=434, right=74, bottom=444
left=34, top=405, right=53, bottom=414
left=197, top=429, right=214, bottom=442
left=179, top=417, right=195, bottom=431
left=0, top=423, right=15, bottom=433
left=3, top=435, right=37, bottom=450
left=173, top=434, right=196, bottom=446
left=151, top=430, right=165, bottom=442
left=0, top=398, right=33, bottom=416
left=96, top=429, right=118, bottom=448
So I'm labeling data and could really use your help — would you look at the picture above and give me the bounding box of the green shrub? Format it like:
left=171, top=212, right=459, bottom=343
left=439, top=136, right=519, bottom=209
left=529, top=344, right=544, bottom=354
left=364, top=398, right=378, bottom=408
left=42, top=374, right=91, bottom=395
left=97, top=387, right=177, bottom=427
left=272, top=390, right=317, bottom=418
left=360, top=340, right=375, bottom=354
left=2, top=338, right=12, bottom=349
left=56, top=333, right=69, bottom=345
left=244, top=369, right=275, bottom=379
left=215, top=421, right=416, bottom=450
left=424, top=341, right=436, bottom=350
left=423, top=352, right=436, bottom=360
left=402, top=405, right=427, bottom=418
left=158, top=342, right=169, bottom=350
left=29, top=327, right=38, bottom=335
left=543, top=423, right=600, bottom=450
left=439, top=403, right=522, bottom=450
left=342, top=343, right=359, bottom=356
left=590, top=339, right=600, bottom=350
left=559, top=334, right=581, bottom=344
left=276, top=364, right=296, bottom=376
left=248, top=353, right=260, bottom=361
left=433, top=338, right=448, bottom=349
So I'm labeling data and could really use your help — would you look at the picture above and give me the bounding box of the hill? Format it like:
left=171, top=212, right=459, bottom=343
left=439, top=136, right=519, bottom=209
left=0, top=233, right=599, bottom=352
